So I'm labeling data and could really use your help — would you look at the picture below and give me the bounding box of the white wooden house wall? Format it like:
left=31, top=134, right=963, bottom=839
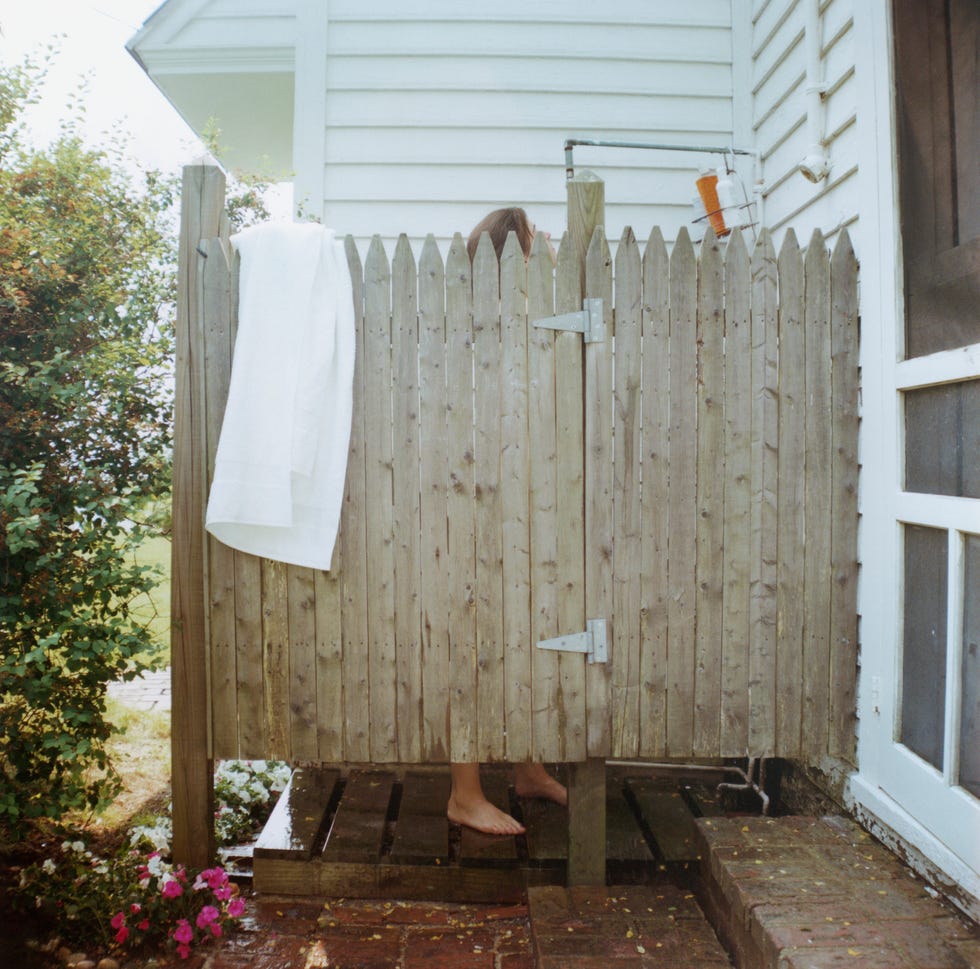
left=310, top=0, right=739, bottom=253
left=743, top=0, right=859, bottom=247
left=131, top=0, right=744, bottom=254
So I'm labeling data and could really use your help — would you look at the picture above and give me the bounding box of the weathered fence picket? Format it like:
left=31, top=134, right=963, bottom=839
left=748, top=229, right=779, bottom=755
left=639, top=227, right=670, bottom=757
left=446, top=235, right=477, bottom=765
left=694, top=227, right=726, bottom=757
left=777, top=230, right=806, bottom=758
left=555, top=233, right=587, bottom=764
left=176, top=166, right=860, bottom=826
left=666, top=229, right=698, bottom=758
left=721, top=230, right=752, bottom=756
left=584, top=227, right=614, bottom=758
left=829, top=231, right=860, bottom=764
left=499, top=233, right=533, bottom=764
left=612, top=228, right=643, bottom=759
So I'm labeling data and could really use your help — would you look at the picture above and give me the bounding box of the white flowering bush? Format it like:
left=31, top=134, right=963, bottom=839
left=128, top=814, right=172, bottom=854
left=213, top=760, right=292, bottom=846
left=127, top=760, right=291, bottom=857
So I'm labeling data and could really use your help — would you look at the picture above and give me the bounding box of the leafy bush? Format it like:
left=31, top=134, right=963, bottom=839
left=0, top=52, right=176, bottom=836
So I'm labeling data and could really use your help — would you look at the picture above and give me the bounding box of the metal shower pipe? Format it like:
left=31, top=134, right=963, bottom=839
left=563, top=137, right=757, bottom=180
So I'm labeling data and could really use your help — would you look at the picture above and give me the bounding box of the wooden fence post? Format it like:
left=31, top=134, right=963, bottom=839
left=172, top=160, right=225, bottom=869
left=565, top=171, right=607, bottom=886
left=567, top=171, right=605, bottom=300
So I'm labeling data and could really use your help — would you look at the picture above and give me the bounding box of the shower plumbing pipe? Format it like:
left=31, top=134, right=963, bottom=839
left=607, top=757, right=772, bottom=815
left=564, top=138, right=757, bottom=180
left=799, top=0, right=830, bottom=182
left=564, top=137, right=765, bottom=227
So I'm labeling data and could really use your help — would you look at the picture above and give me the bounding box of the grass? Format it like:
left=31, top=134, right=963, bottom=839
left=62, top=697, right=171, bottom=842
left=128, top=532, right=171, bottom=668
left=95, top=698, right=172, bottom=833
left=84, top=531, right=173, bottom=835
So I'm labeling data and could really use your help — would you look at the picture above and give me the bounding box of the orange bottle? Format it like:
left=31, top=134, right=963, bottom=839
left=696, top=170, right=729, bottom=236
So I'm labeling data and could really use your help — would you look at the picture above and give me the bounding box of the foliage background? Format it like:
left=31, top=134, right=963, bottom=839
left=0, top=50, right=176, bottom=836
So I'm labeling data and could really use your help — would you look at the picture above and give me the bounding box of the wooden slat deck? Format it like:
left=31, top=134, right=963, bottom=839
left=253, top=764, right=728, bottom=900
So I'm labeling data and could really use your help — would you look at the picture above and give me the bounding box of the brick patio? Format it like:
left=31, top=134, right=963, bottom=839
left=190, top=897, right=535, bottom=969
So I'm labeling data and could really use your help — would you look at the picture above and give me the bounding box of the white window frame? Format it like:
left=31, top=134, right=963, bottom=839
left=848, top=0, right=980, bottom=918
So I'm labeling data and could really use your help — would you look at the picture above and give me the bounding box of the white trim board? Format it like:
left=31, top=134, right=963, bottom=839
left=848, top=774, right=980, bottom=922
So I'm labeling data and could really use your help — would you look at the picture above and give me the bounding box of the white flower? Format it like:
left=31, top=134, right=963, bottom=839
left=42, top=858, right=57, bottom=875
left=130, top=814, right=173, bottom=854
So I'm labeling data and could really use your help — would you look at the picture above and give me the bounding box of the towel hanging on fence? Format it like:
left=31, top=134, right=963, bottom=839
left=205, top=221, right=355, bottom=570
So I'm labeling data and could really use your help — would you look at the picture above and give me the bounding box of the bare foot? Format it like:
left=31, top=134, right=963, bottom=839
left=447, top=792, right=526, bottom=836
left=513, top=763, right=568, bottom=806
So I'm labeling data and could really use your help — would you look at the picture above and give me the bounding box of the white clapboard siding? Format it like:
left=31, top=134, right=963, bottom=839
left=325, top=56, right=732, bottom=95
left=323, top=165, right=701, bottom=208
left=317, top=128, right=729, bottom=170
left=320, top=1, right=741, bottom=252
left=749, top=0, right=859, bottom=246
left=328, top=0, right=733, bottom=26
left=133, top=0, right=870, bottom=256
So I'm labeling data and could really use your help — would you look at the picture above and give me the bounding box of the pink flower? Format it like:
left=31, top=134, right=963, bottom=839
left=130, top=903, right=142, bottom=914
left=173, top=919, right=194, bottom=945
left=110, top=911, right=126, bottom=930
left=227, top=897, right=246, bottom=919
left=177, top=944, right=191, bottom=960
left=196, top=905, right=220, bottom=929
left=137, top=919, right=150, bottom=931
left=209, top=922, right=223, bottom=938
left=161, top=877, right=183, bottom=899
left=205, top=867, right=229, bottom=890
left=214, top=885, right=233, bottom=901
left=114, top=925, right=130, bottom=945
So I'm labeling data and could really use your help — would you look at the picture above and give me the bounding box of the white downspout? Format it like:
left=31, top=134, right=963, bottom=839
left=799, top=0, right=830, bottom=182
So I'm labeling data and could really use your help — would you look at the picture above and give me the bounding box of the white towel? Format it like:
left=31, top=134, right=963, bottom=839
left=205, top=222, right=355, bottom=570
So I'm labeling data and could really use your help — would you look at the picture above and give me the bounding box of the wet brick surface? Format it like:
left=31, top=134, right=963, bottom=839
left=148, top=897, right=533, bottom=969
left=696, top=816, right=980, bottom=969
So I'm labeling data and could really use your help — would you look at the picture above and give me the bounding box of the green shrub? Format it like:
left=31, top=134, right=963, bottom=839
left=0, top=52, right=175, bottom=837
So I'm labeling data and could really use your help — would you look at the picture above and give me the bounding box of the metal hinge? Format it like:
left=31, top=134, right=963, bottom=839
left=536, top=618, right=608, bottom=664
left=533, top=298, right=605, bottom=343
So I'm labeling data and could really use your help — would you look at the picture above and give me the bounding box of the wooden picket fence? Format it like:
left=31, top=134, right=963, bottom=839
left=171, top=163, right=859, bottom=859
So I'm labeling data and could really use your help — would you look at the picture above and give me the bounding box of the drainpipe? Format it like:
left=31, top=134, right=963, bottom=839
left=799, top=0, right=830, bottom=183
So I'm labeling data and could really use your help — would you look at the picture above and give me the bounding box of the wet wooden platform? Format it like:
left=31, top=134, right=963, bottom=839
left=252, top=764, right=727, bottom=901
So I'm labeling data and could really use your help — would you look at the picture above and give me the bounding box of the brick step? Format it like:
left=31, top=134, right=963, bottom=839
left=695, top=816, right=980, bottom=969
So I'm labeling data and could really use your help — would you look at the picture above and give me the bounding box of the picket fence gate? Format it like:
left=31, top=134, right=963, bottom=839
left=171, top=163, right=859, bottom=865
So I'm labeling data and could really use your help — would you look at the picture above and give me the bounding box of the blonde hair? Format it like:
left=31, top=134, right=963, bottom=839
left=466, top=207, right=534, bottom=262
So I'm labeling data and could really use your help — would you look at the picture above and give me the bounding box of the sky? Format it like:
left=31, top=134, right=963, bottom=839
left=0, top=0, right=206, bottom=174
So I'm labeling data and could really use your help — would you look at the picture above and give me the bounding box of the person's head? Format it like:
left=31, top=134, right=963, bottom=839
left=467, top=207, right=535, bottom=262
